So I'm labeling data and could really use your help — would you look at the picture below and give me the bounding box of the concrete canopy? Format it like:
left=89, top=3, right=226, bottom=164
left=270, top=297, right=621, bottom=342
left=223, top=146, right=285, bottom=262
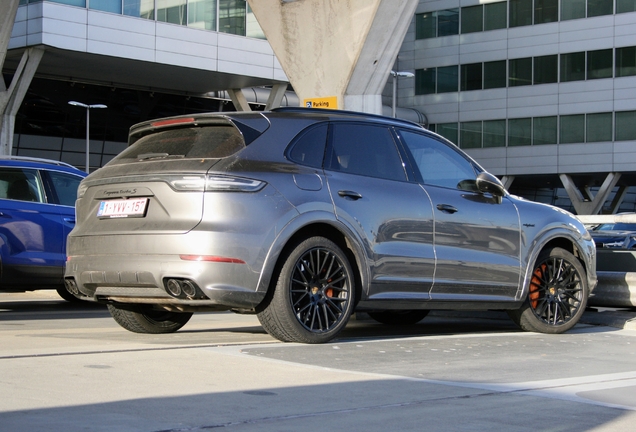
left=247, top=0, right=418, bottom=114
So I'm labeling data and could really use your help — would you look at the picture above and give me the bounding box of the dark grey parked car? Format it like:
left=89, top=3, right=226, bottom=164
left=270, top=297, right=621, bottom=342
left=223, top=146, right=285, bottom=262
left=65, top=108, right=597, bottom=343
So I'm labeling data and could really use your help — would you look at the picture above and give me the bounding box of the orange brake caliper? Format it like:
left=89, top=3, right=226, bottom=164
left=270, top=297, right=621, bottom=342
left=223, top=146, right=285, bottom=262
left=529, top=264, right=546, bottom=309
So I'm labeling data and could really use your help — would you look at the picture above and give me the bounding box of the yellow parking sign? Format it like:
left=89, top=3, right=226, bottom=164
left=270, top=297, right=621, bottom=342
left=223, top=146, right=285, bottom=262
left=303, top=96, right=338, bottom=110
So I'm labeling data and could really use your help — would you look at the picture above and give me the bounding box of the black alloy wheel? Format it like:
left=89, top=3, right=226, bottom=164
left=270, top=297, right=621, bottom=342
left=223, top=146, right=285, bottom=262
left=258, top=237, right=355, bottom=343
left=508, top=247, right=588, bottom=334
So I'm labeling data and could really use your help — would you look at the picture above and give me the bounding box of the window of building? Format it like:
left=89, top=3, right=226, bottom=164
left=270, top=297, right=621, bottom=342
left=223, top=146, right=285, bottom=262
left=49, top=0, right=86, bottom=7
left=483, top=120, right=507, bottom=147
left=560, top=114, right=585, bottom=143
left=587, top=0, right=614, bottom=17
left=124, top=0, right=154, bottom=19
left=188, top=0, right=216, bottom=30
left=561, top=0, right=586, bottom=19
left=157, top=0, right=187, bottom=25
left=587, top=49, right=613, bottom=79
left=586, top=112, right=613, bottom=142
left=90, top=0, right=122, bottom=13
left=508, top=118, right=532, bottom=146
left=218, top=0, right=245, bottom=35
left=437, top=66, right=459, bottom=93
left=461, top=63, right=483, bottom=91
left=460, top=121, right=482, bottom=148
left=484, top=60, right=507, bottom=89
left=484, top=2, right=508, bottom=30
left=510, top=0, right=533, bottom=27
left=534, top=55, right=558, bottom=84
left=437, top=123, right=459, bottom=145
left=617, top=0, right=636, bottom=13
left=415, top=12, right=437, bottom=39
left=616, top=46, right=636, bottom=77
left=509, top=57, right=532, bottom=86
left=438, top=9, right=460, bottom=36
left=534, top=0, right=559, bottom=23
left=533, top=116, right=558, bottom=145
left=246, top=4, right=265, bottom=39
left=615, top=111, right=636, bottom=141
left=461, top=5, right=483, bottom=33
left=415, top=69, right=436, bottom=95
left=560, top=52, right=586, bottom=82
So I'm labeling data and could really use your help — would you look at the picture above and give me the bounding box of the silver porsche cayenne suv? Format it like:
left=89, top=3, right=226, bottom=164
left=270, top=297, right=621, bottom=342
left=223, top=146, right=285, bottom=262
left=64, top=107, right=597, bottom=343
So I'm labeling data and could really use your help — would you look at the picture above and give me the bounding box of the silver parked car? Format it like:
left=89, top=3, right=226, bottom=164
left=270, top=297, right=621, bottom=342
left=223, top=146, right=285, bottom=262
left=65, top=108, right=597, bottom=343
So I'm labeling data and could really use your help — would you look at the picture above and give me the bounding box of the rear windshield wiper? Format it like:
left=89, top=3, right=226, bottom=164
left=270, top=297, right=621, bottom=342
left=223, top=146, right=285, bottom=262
left=137, top=153, right=185, bottom=161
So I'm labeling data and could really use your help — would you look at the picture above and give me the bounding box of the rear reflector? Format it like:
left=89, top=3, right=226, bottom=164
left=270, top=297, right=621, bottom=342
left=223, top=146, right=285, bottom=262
left=151, top=117, right=195, bottom=127
left=179, top=255, right=245, bottom=264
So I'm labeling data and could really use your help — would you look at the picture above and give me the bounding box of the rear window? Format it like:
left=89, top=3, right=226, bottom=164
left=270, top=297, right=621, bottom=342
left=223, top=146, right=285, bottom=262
left=115, top=125, right=245, bottom=161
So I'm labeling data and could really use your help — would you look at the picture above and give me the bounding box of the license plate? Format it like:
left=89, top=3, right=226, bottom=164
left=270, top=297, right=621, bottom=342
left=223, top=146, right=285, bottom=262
left=97, top=198, right=148, bottom=218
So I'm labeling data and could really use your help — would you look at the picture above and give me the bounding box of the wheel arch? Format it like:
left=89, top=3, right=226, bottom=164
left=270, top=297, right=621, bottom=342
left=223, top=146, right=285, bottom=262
left=519, top=229, right=596, bottom=301
left=255, top=216, right=367, bottom=311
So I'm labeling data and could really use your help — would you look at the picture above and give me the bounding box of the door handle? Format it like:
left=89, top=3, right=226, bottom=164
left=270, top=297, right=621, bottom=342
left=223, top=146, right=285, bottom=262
left=63, top=217, right=76, bottom=224
left=338, top=190, right=363, bottom=200
left=437, top=204, right=458, bottom=214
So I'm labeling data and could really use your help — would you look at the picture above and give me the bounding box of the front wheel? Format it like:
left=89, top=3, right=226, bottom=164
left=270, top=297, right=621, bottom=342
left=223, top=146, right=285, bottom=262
left=107, top=304, right=193, bottom=334
left=508, top=247, right=588, bottom=334
left=257, top=237, right=355, bottom=344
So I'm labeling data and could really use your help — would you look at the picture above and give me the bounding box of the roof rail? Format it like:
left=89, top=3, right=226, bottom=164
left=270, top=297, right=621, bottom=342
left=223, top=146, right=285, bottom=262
left=0, top=156, right=78, bottom=169
left=270, top=106, right=423, bottom=128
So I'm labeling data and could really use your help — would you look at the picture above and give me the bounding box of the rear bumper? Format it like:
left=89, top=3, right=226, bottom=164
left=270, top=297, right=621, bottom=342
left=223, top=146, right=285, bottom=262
left=65, top=251, right=266, bottom=310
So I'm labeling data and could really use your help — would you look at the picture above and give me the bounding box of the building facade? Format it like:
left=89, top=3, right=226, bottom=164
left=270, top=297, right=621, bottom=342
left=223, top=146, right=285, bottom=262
left=5, top=0, right=636, bottom=213
left=389, top=0, right=636, bottom=212
left=4, top=0, right=286, bottom=169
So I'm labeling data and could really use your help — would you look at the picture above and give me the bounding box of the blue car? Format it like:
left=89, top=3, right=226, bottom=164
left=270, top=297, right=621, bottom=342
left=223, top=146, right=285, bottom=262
left=0, top=157, right=86, bottom=300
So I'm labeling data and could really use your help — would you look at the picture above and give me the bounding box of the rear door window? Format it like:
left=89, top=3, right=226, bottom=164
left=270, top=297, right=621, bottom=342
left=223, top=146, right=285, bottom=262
left=325, top=123, right=406, bottom=181
left=42, top=171, right=83, bottom=206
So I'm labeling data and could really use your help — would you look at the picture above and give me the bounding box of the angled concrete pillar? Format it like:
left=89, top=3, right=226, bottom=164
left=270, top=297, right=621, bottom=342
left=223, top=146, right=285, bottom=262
left=227, top=88, right=252, bottom=112
left=265, top=83, right=288, bottom=111
left=1, top=47, right=45, bottom=156
left=247, top=0, right=418, bottom=113
left=0, top=1, right=19, bottom=69
left=500, top=176, right=515, bottom=190
left=560, top=173, right=621, bottom=215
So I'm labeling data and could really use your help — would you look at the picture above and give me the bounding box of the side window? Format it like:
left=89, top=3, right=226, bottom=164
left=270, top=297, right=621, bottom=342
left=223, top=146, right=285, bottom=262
left=288, top=124, right=328, bottom=168
left=0, top=168, right=44, bottom=203
left=326, top=123, right=406, bottom=181
left=398, top=130, right=477, bottom=189
left=44, top=171, right=83, bottom=206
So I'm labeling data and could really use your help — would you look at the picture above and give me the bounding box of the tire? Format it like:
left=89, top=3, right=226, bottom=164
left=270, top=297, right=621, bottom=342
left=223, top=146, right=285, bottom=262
left=257, top=237, right=355, bottom=344
left=107, top=304, right=193, bottom=334
left=507, top=247, right=588, bottom=334
left=368, top=310, right=429, bottom=325
left=56, top=287, right=82, bottom=302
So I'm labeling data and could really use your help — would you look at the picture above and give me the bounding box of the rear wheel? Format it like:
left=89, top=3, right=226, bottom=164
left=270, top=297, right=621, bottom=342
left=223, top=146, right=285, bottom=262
left=107, top=304, right=193, bottom=334
left=257, top=237, right=355, bottom=344
left=507, top=247, right=588, bottom=334
left=368, top=310, right=429, bottom=325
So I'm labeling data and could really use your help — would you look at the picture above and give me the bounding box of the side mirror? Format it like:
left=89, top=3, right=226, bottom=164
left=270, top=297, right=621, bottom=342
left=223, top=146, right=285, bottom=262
left=476, top=172, right=506, bottom=203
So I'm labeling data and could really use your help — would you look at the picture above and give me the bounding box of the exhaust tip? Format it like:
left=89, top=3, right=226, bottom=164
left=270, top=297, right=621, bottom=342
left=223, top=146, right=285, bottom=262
left=64, top=278, right=80, bottom=295
left=163, top=278, right=204, bottom=300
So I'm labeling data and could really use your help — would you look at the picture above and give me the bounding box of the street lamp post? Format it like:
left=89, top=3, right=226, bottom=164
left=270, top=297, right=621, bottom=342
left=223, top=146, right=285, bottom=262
left=68, top=101, right=107, bottom=173
left=390, top=70, right=415, bottom=118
